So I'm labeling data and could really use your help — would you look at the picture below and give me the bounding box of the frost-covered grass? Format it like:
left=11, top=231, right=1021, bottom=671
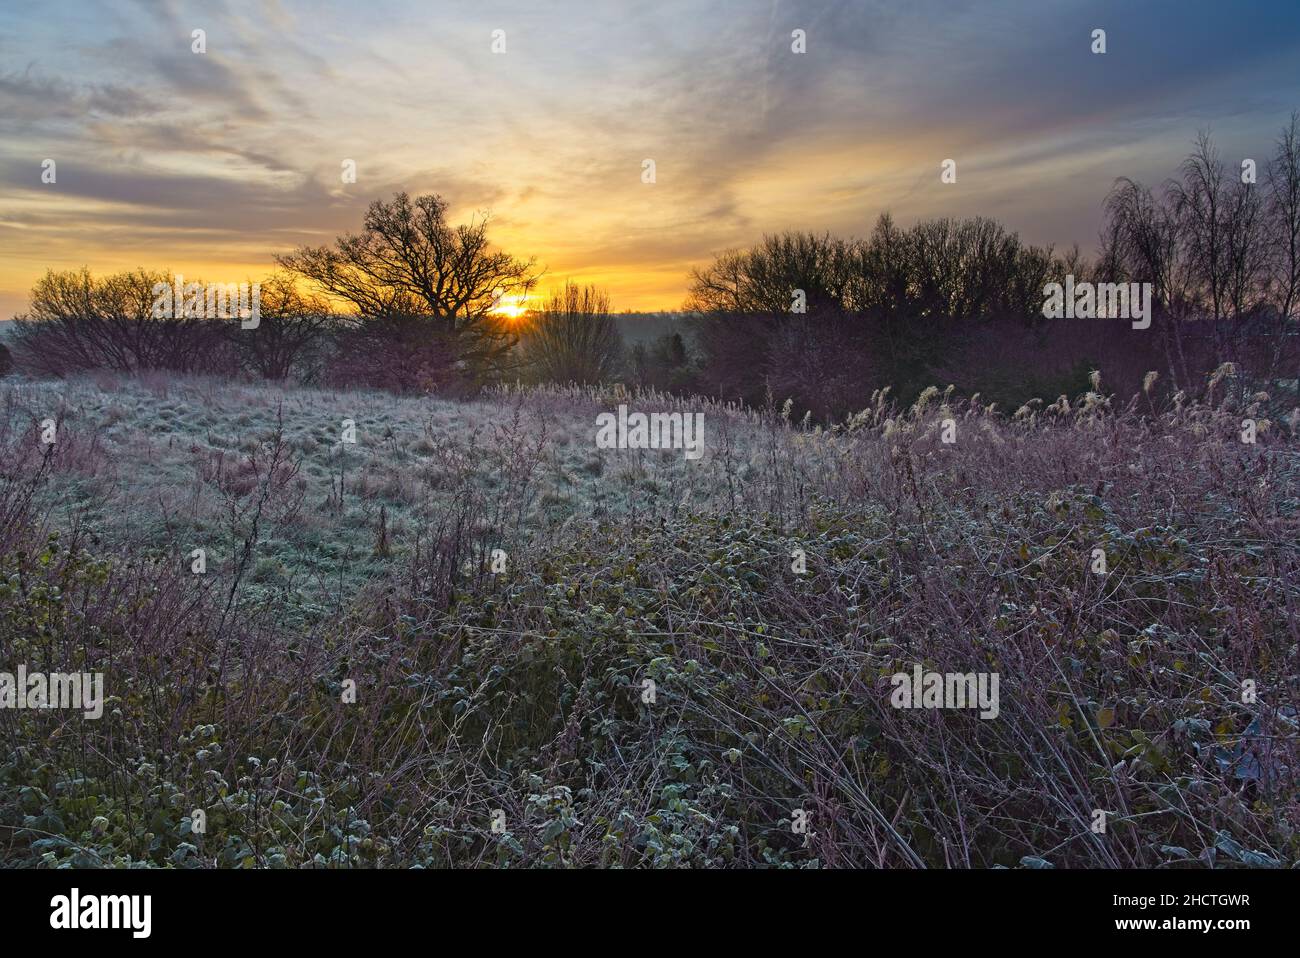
left=0, top=373, right=791, bottom=620
left=2, top=368, right=1298, bottom=868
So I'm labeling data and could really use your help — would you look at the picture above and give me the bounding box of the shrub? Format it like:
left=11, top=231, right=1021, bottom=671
left=519, top=283, right=622, bottom=386
left=323, top=313, right=469, bottom=395
left=226, top=272, right=336, bottom=382
left=11, top=268, right=236, bottom=377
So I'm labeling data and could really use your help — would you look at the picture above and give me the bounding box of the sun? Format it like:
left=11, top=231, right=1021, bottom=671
left=491, top=293, right=530, bottom=319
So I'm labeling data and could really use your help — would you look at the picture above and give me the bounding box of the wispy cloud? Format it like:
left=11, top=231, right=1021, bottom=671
left=1, top=0, right=1298, bottom=316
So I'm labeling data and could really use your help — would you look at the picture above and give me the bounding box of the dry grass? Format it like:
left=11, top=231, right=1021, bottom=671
left=1, top=367, right=1297, bottom=867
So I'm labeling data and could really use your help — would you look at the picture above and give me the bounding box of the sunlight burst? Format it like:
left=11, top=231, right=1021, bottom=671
left=491, top=293, right=530, bottom=319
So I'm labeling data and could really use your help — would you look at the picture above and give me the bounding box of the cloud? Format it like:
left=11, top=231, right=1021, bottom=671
left=2, top=0, right=1299, bottom=309
left=0, top=68, right=160, bottom=125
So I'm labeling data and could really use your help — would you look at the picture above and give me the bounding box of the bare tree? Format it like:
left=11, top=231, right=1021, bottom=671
left=890, top=216, right=1047, bottom=320
left=686, top=232, right=855, bottom=315
left=227, top=272, right=336, bottom=381
left=1268, top=112, right=1300, bottom=322
left=276, top=192, right=540, bottom=376
left=690, top=219, right=1051, bottom=323
left=1168, top=130, right=1278, bottom=383
left=1222, top=177, right=1268, bottom=322
left=1169, top=131, right=1230, bottom=321
left=1100, top=178, right=1185, bottom=309
left=685, top=248, right=750, bottom=313
left=1100, top=121, right=1300, bottom=394
left=520, top=282, right=621, bottom=385
left=1100, top=177, right=1199, bottom=388
left=846, top=213, right=911, bottom=317
left=12, top=267, right=232, bottom=376
left=1262, top=113, right=1300, bottom=400
left=687, top=216, right=1075, bottom=412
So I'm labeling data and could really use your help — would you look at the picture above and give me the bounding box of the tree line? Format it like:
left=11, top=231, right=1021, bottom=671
left=6, top=116, right=1299, bottom=420
left=681, top=115, right=1300, bottom=416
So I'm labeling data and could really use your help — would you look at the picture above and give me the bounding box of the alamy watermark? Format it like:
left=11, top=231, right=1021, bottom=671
left=890, top=664, right=999, bottom=719
left=1042, top=275, right=1152, bottom=329
left=0, top=667, right=104, bottom=719
left=151, top=274, right=260, bottom=329
left=50, top=888, right=150, bottom=938
left=595, top=404, right=704, bottom=461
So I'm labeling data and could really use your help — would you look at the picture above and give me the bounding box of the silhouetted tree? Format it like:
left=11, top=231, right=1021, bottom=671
left=1099, top=119, right=1300, bottom=395
left=227, top=272, right=336, bottom=381
left=277, top=192, right=540, bottom=378
left=686, top=217, right=1065, bottom=414
left=12, top=268, right=233, bottom=376
left=1269, top=113, right=1300, bottom=322
left=323, top=312, right=463, bottom=394
left=686, top=232, right=854, bottom=315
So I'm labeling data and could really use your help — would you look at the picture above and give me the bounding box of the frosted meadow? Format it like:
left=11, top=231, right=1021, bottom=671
left=2, top=358, right=1297, bottom=868
left=1, top=1, right=1299, bottom=890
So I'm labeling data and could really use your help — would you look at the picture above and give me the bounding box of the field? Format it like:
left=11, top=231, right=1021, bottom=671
left=1, top=370, right=1298, bottom=868
left=0, top=372, right=784, bottom=617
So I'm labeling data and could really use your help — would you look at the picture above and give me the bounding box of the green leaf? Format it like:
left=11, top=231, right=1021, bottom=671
left=540, top=819, right=566, bottom=843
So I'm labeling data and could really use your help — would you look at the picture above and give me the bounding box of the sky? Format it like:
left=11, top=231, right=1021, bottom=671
left=2, top=0, right=1300, bottom=317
